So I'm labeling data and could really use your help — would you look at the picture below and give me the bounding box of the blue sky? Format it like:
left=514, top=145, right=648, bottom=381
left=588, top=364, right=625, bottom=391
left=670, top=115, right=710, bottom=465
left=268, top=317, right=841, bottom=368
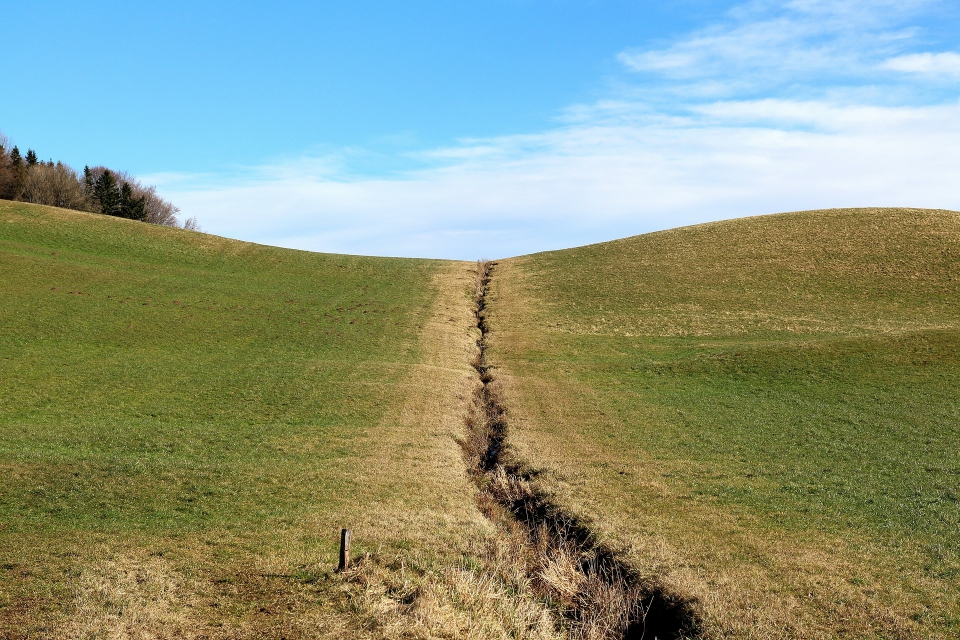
left=4, top=0, right=960, bottom=258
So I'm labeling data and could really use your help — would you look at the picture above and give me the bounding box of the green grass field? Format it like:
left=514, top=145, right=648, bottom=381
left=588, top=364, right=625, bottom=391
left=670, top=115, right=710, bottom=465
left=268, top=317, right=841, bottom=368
left=488, top=208, right=960, bottom=638
left=4, top=202, right=960, bottom=638
left=0, top=201, right=497, bottom=637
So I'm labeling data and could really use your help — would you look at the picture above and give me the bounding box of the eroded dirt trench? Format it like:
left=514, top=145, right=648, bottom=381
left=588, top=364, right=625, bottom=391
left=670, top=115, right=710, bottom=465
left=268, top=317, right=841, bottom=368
left=464, top=261, right=700, bottom=640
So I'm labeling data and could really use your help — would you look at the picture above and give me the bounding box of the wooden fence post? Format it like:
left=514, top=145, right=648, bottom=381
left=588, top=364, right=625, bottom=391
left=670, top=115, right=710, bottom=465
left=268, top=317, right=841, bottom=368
left=338, top=528, right=351, bottom=572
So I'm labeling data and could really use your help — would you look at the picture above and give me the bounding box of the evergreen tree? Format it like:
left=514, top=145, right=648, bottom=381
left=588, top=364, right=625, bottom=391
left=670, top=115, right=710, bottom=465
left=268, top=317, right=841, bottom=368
left=81, top=166, right=95, bottom=211
left=25, top=149, right=38, bottom=166
left=93, top=170, right=120, bottom=216
left=7, top=147, right=25, bottom=198
left=119, top=182, right=146, bottom=220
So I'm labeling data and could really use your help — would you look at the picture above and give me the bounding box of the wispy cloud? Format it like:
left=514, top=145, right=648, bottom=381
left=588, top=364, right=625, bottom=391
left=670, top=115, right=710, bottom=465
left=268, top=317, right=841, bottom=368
left=617, top=0, right=932, bottom=96
left=151, top=0, right=960, bottom=259
left=883, top=51, right=960, bottom=77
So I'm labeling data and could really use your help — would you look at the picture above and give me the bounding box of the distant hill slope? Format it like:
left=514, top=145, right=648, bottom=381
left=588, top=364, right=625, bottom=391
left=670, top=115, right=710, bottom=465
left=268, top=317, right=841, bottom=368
left=489, top=208, right=960, bottom=638
left=0, top=200, right=492, bottom=637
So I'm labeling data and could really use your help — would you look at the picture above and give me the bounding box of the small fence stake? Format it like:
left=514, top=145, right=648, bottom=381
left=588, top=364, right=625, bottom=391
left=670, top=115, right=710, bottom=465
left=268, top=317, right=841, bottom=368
left=338, top=528, right=351, bottom=572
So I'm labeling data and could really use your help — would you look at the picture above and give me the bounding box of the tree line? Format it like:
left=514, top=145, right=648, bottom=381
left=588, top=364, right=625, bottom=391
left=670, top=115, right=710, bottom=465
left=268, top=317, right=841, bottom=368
left=0, top=131, right=197, bottom=230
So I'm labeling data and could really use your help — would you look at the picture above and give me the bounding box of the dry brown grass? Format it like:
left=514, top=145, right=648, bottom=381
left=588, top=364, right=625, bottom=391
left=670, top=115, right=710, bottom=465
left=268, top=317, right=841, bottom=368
left=289, top=260, right=569, bottom=639
left=61, top=554, right=197, bottom=640
left=480, top=465, right=698, bottom=640
left=331, top=541, right=561, bottom=640
left=464, top=261, right=698, bottom=640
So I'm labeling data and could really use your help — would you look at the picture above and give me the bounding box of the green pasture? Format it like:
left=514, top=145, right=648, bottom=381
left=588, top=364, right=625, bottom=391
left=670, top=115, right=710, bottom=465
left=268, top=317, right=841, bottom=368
left=0, top=201, right=441, bottom=631
left=5, top=201, right=960, bottom=637
left=491, top=208, right=960, bottom=634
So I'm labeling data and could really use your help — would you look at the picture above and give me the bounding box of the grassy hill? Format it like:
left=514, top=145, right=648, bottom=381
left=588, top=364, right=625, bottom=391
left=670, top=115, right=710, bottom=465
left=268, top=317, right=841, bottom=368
left=0, top=200, right=516, bottom=637
left=5, top=202, right=960, bottom=638
left=487, top=208, right=960, bottom=638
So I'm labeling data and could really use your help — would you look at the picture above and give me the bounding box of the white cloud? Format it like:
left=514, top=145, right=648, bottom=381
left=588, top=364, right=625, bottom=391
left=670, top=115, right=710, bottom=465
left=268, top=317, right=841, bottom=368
left=157, top=98, right=960, bottom=259
left=617, top=0, right=934, bottom=95
left=883, top=52, right=960, bottom=77
left=149, top=0, right=960, bottom=260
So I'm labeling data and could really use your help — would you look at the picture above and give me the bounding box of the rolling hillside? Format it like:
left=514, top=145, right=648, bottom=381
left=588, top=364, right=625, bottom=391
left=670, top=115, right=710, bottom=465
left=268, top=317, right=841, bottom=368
left=4, top=202, right=960, bottom=639
left=487, top=208, right=960, bottom=638
left=0, top=201, right=506, bottom=637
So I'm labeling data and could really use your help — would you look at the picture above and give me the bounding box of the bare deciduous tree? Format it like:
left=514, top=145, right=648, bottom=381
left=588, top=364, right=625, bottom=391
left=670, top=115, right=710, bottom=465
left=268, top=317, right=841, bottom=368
left=0, top=134, right=13, bottom=200
left=22, top=162, right=89, bottom=210
left=139, top=184, right=181, bottom=227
